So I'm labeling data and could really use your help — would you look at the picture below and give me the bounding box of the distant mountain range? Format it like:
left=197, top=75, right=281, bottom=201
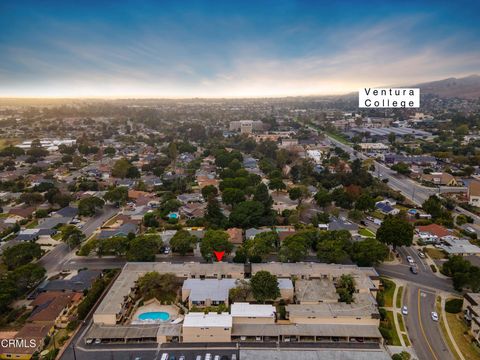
left=414, top=74, right=480, bottom=99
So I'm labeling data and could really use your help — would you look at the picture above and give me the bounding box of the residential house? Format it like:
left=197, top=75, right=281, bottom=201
left=180, top=203, right=206, bottom=219
left=38, top=270, right=101, bottom=293
left=28, top=292, right=82, bottom=327
left=468, top=180, right=480, bottom=207
left=421, top=172, right=458, bottom=186
left=177, top=193, right=204, bottom=204
left=375, top=201, right=400, bottom=215
left=97, top=222, right=138, bottom=239
left=0, top=323, right=53, bottom=360
left=226, top=228, right=243, bottom=245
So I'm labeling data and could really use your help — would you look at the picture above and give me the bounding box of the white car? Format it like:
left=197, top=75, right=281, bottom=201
left=402, top=306, right=408, bottom=315
left=431, top=311, right=439, bottom=321
left=94, top=338, right=101, bottom=344
left=418, top=251, right=425, bottom=258
left=205, top=354, right=212, bottom=360
left=406, top=256, right=414, bottom=264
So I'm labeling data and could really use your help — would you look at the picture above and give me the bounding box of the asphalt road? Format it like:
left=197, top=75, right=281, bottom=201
left=405, top=285, right=453, bottom=360
left=378, top=247, right=454, bottom=360
left=324, top=133, right=480, bottom=225
left=376, top=247, right=453, bottom=292
left=37, top=206, right=118, bottom=274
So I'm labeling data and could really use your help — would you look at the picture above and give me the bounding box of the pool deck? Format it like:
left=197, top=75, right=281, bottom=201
left=131, top=301, right=179, bottom=324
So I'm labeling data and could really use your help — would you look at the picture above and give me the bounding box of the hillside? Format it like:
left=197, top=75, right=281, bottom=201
left=415, top=75, right=480, bottom=99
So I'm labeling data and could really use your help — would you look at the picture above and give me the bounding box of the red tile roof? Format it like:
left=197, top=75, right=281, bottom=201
left=416, top=223, right=451, bottom=238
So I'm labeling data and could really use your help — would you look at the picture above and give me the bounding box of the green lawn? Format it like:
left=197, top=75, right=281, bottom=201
left=381, top=277, right=396, bottom=308
left=446, top=312, right=480, bottom=360
left=384, top=310, right=401, bottom=346
left=26, top=219, right=38, bottom=229
left=402, top=334, right=411, bottom=347
left=325, top=131, right=352, bottom=145
left=358, top=227, right=375, bottom=237
left=396, top=286, right=403, bottom=308
left=425, top=247, right=447, bottom=260
left=397, top=313, right=405, bottom=332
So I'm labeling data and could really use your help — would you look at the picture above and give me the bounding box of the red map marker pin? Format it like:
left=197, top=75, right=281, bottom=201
left=214, top=251, right=225, bottom=262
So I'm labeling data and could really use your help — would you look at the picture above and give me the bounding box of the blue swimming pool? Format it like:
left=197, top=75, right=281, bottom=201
left=138, top=311, right=170, bottom=321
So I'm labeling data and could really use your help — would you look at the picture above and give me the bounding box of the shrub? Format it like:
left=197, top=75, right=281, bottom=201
left=445, top=298, right=463, bottom=314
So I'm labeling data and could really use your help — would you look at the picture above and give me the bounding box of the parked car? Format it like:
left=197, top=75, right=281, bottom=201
left=86, top=339, right=93, bottom=344
left=232, top=355, right=237, bottom=360
left=160, top=354, right=169, bottom=360
left=418, top=251, right=425, bottom=258
left=402, top=306, right=408, bottom=315
left=205, top=354, right=212, bottom=360
left=179, top=356, right=185, bottom=360
left=214, top=356, right=220, bottom=360
left=431, top=312, right=439, bottom=321
left=94, top=339, right=101, bottom=344
left=196, top=356, right=202, bottom=360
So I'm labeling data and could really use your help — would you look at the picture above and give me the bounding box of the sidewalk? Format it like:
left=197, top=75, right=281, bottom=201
left=439, top=293, right=465, bottom=360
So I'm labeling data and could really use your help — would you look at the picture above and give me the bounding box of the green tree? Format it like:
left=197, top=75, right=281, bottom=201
left=222, top=188, right=245, bottom=206
left=19, top=192, right=43, bottom=205
left=279, top=234, right=308, bottom=262
left=317, top=240, right=350, bottom=264
left=268, top=178, right=286, bottom=193
left=201, top=185, right=218, bottom=199
left=137, top=272, right=179, bottom=302
left=229, top=280, right=252, bottom=302
left=205, top=196, right=227, bottom=227
left=350, top=238, right=389, bottom=266
left=104, top=187, right=129, bottom=205
left=314, top=188, right=331, bottom=208
left=200, top=230, right=233, bottom=261
left=143, top=212, right=159, bottom=228
left=9, top=263, right=46, bottom=295
left=78, top=196, right=105, bottom=216
left=126, top=235, right=162, bottom=261
left=111, top=158, right=131, bottom=178
left=170, top=230, right=197, bottom=255
left=376, top=215, right=413, bottom=250
left=355, top=194, right=375, bottom=211
left=288, top=186, right=309, bottom=204
left=250, top=271, right=280, bottom=303
left=336, top=274, right=355, bottom=304
left=253, top=183, right=273, bottom=208
left=61, top=225, right=86, bottom=248
left=244, top=231, right=277, bottom=261
left=391, top=162, right=411, bottom=175
left=2, top=242, right=42, bottom=270
left=228, top=201, right=265, bottom=228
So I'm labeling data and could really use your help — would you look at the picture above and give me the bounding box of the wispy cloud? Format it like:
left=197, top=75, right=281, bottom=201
left=0, top=1, right=479, bottom=97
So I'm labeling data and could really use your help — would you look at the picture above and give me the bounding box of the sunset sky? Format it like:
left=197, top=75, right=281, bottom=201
left=1, top=0, right=479, bottom=98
